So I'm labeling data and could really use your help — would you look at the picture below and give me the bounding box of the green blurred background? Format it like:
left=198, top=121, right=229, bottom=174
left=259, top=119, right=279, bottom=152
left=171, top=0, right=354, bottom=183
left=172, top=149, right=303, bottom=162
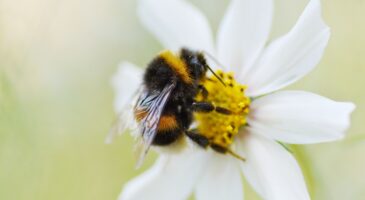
left=0, top=0, right=364, bottom=199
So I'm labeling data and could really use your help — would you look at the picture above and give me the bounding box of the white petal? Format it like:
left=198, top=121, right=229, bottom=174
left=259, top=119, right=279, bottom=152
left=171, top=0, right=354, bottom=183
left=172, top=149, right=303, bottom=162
left=112, top=62, right=143, bottom=113
left=195, top=152, right=243, bottom=200
left=106, top=62, right=143, bottom=143
left=138, top=0, right=214, bottom=53
left=217, top=0, right=273, bottom=73
left=119, top=149, right=209, bottom=200
left=248, top=91, right=355, bottom=144
left=237, top=134, right=310, bottom=200
left=243, top=0, right=330, bottom=96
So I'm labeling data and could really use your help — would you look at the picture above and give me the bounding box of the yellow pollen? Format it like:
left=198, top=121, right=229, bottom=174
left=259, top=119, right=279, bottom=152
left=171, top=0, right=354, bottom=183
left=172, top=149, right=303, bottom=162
left=195, top=70, right=250, bottom=149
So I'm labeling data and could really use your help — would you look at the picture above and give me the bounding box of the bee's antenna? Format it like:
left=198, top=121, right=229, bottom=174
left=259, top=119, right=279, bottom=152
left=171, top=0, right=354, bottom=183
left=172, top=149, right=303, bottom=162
left=205, top=64, right=226, bottom=87
left=201, top=50, right=227, bottom=87
left=202, top=50, right=227, bottom=70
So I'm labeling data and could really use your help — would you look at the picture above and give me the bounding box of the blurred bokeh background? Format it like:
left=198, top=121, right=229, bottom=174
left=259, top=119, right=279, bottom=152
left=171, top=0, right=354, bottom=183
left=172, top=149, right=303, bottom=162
left=0, top=0, right=364, bottom=199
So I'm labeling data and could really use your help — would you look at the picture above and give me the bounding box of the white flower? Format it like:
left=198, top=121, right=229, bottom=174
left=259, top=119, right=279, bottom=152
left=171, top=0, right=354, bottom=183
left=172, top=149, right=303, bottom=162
left=112, top=0, right=355, bottom=199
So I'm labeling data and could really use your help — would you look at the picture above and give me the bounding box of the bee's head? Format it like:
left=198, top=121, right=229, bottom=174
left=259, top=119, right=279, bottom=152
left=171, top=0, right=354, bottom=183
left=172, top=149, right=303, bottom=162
left=180, top=48, right=208, bottom=81
left=180, top=48, right=226, bottom=86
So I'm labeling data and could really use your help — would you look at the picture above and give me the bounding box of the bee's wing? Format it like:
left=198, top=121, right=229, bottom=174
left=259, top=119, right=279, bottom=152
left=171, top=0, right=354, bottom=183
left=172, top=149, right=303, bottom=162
left=105, top=86, right=143, bottom=144
left=134, top=82, right=176, bottom=168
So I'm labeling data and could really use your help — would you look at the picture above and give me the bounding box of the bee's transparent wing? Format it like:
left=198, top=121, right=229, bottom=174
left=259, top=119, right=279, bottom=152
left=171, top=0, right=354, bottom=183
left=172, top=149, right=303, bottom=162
left=134, top=82, right=176, bottom=168
left=105, top=86, right=142, bottom=144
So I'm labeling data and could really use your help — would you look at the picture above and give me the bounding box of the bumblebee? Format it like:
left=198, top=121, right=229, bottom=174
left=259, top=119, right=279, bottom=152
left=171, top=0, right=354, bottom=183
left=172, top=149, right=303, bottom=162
left=120, top=48, right=244, bottom=166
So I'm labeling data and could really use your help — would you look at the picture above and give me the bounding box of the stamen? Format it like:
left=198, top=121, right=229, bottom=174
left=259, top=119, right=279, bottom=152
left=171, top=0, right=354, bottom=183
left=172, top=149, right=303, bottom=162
left=195, top=70, right=250, bottom=151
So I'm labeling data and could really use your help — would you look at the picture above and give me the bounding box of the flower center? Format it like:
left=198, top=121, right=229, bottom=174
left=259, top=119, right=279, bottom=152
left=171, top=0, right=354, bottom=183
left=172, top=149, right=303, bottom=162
left=195, top=70, right=250, bottom=149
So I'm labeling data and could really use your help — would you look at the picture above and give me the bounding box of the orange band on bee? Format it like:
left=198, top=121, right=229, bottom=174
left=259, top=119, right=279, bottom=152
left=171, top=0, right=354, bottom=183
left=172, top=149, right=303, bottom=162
left=158, top=115, right=178, bottom=131
left=159, top=50, right=192, bottom=84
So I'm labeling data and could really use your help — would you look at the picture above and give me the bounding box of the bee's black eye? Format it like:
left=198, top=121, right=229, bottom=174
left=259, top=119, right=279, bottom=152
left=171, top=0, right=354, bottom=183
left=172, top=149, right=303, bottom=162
left=189, top=63, right=202, bottom=79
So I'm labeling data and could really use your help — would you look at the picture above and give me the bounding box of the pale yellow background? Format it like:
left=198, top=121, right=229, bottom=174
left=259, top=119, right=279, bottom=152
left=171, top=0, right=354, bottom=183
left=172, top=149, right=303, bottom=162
left=0, top=0, right=364, bottom=199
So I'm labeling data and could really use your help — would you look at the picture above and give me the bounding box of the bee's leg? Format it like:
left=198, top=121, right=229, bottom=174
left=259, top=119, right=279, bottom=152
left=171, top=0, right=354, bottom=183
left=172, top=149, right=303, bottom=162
left=198, top=85, right=208, bottom=99
left=192, top=102, right=232, bottom=115
left=185, top=130, right=209, bottom=148
left=210, top=143, right=246, bottom=162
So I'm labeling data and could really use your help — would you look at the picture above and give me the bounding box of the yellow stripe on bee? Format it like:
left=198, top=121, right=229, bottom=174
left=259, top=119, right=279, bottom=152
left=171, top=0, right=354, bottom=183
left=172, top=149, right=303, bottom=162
left=159, top=50, right=192, bottom=84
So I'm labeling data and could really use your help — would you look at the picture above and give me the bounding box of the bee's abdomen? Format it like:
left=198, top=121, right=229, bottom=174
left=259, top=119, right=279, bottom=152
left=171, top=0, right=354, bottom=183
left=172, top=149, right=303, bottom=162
left=153, top=129, right=182, bottom=146
left=152, top=115, right=182, bottom=145
left=157, top=115, right=178, bottom=131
